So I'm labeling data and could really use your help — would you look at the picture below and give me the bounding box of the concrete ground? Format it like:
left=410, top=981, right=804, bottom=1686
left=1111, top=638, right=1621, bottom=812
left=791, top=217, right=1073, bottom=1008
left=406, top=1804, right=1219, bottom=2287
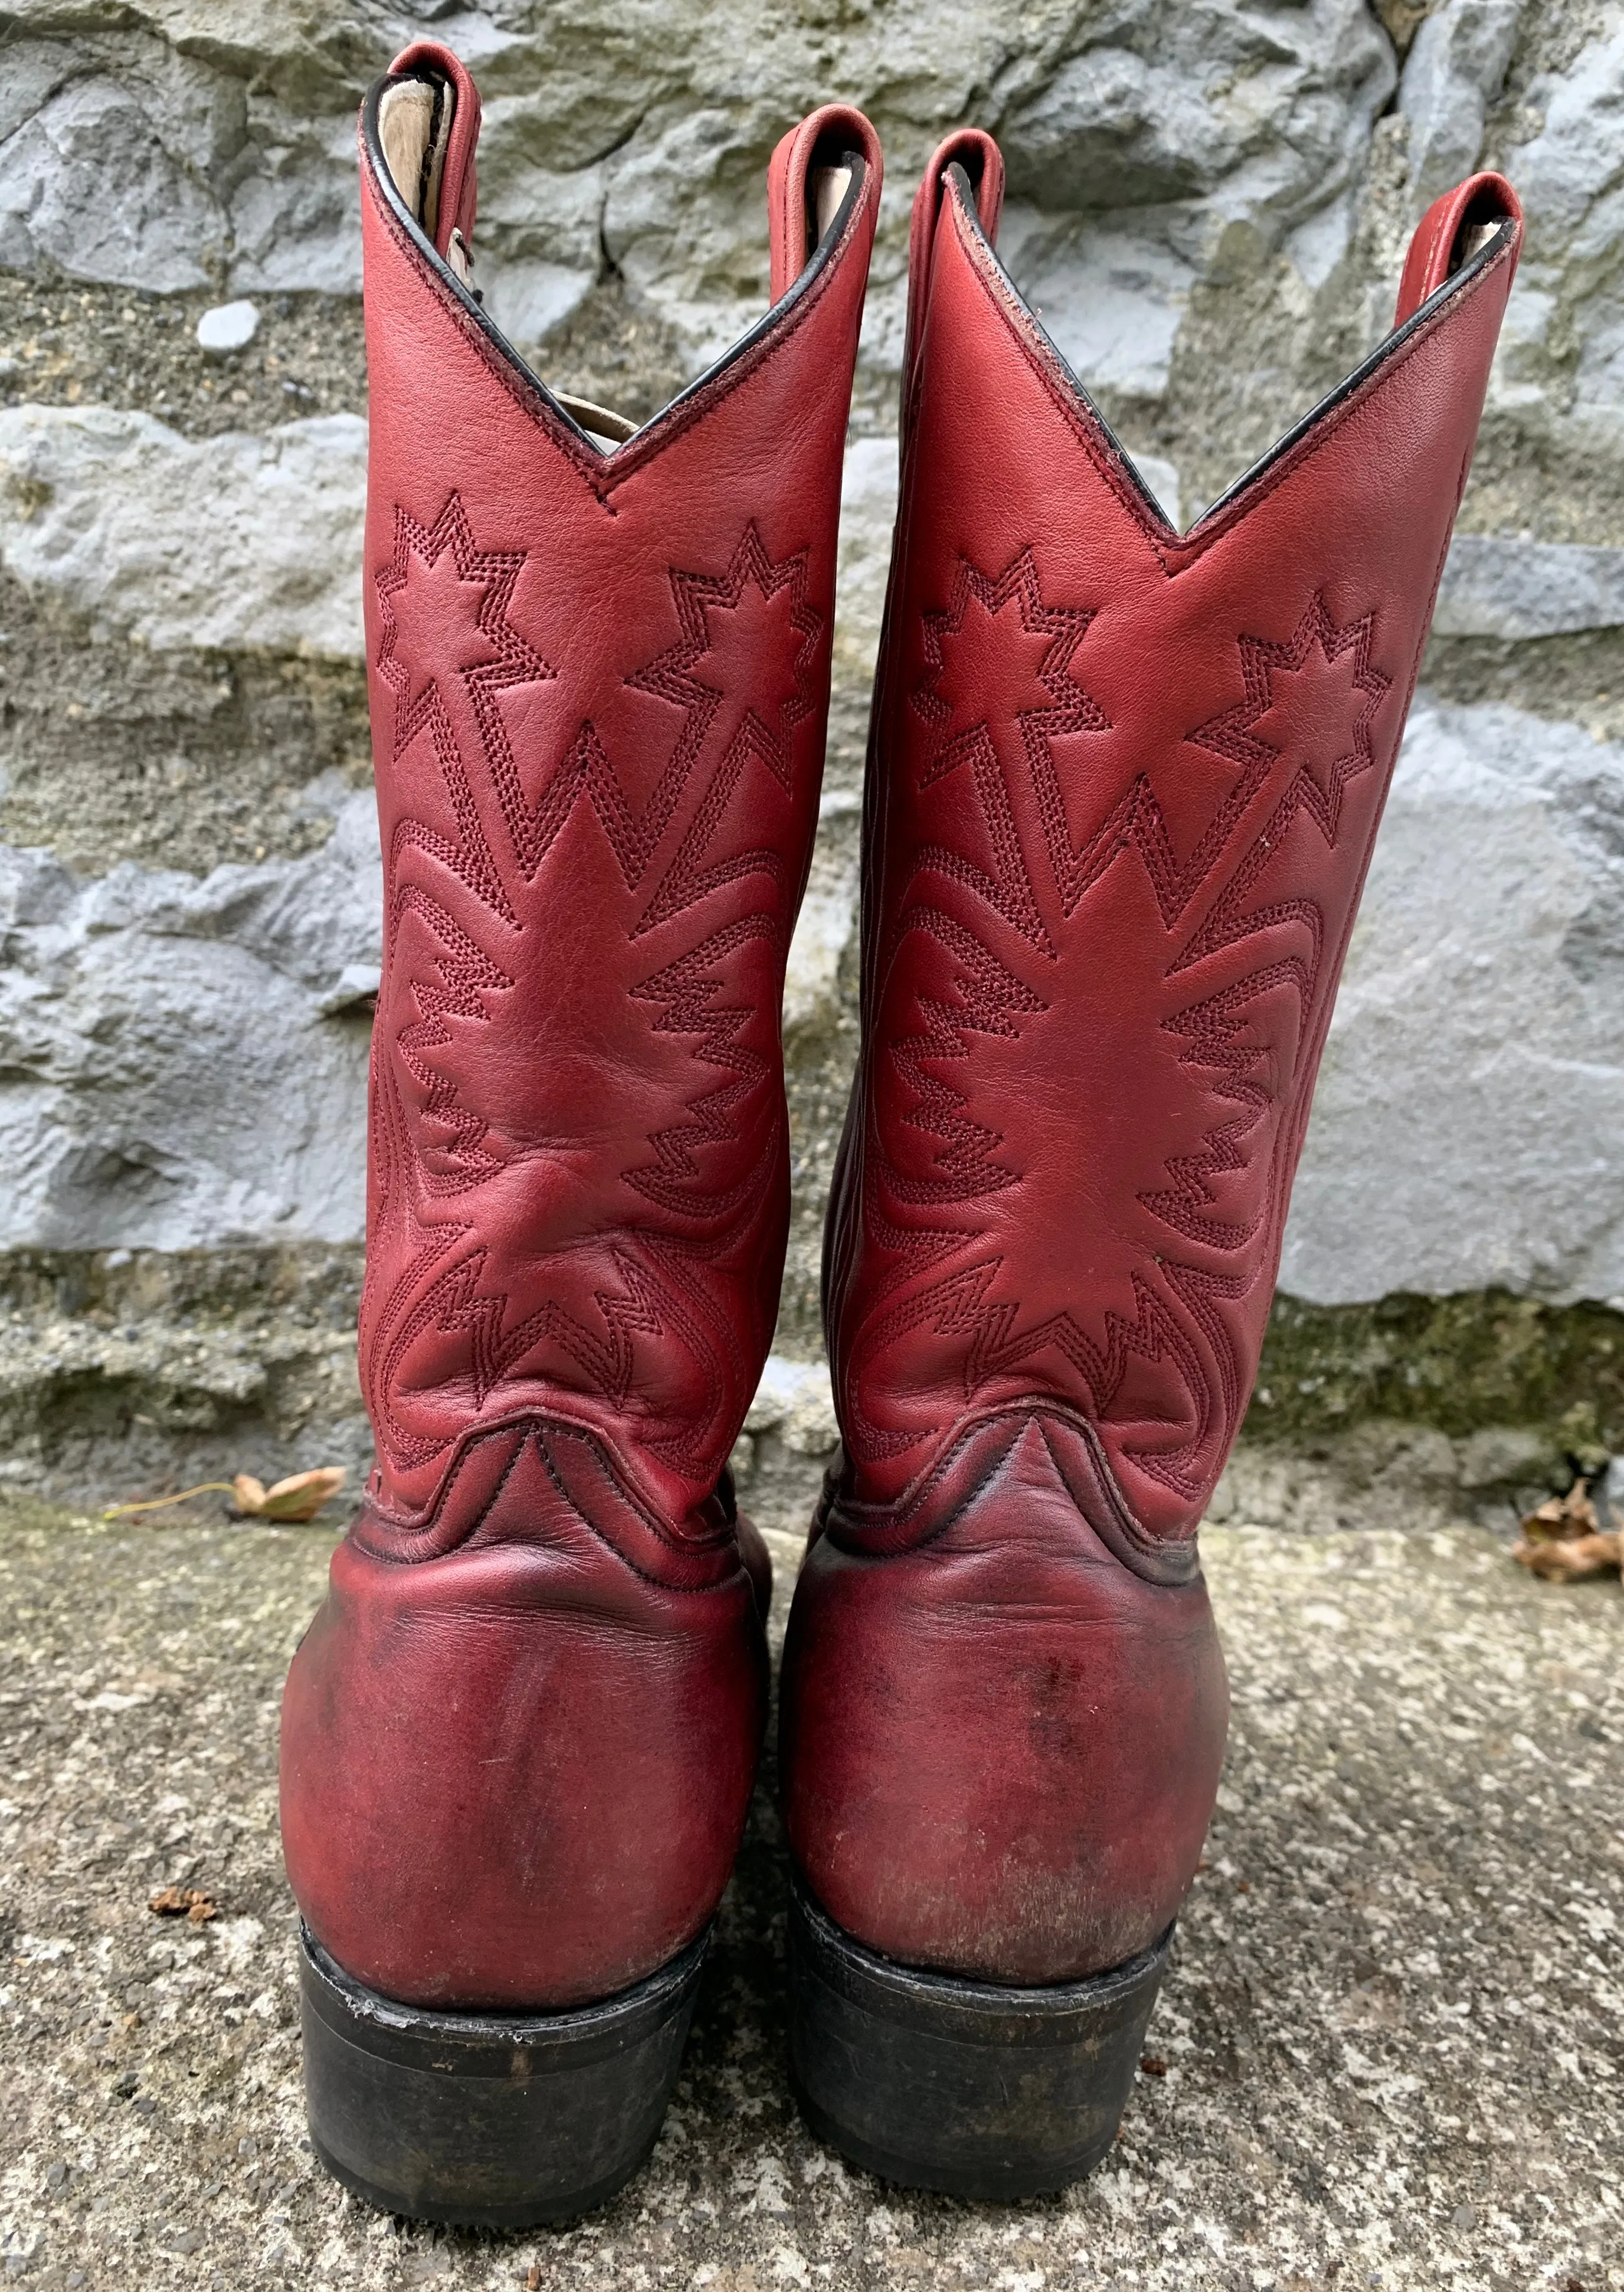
left=0, top=1482, right=1619, bottom=2291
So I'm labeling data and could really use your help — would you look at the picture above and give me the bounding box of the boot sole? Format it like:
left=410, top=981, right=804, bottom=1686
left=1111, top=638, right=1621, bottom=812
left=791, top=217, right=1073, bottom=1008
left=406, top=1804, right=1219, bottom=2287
left=787, top=1871, right=1172, bottom=2199
left=299, top=1923, right=707, bottom=2225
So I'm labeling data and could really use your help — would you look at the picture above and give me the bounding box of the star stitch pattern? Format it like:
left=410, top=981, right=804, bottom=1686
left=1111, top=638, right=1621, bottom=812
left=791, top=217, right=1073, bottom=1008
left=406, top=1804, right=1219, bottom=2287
left=361, top=496, right=825, bottom=1485
left=844, top=556, right=1395, bottom=1514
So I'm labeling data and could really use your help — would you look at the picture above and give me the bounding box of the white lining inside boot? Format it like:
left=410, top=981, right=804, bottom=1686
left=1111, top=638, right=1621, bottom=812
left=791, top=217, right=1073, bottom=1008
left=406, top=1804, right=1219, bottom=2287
left=814, top=166, right=852, bottom=244
left=1454, top=220, right=1501, bottom=268
left=378, top=81, right=455, bottom=259
left=376, top=78, right=853, bottom=456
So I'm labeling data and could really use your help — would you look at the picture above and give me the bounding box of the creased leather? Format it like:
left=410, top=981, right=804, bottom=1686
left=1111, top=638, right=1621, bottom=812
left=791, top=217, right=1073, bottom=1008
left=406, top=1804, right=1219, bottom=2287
left=784, top=156, right=1519, bottom=1982
left=783, top=1410, right=1229, bottom=1980
left=280, top=42, right=881, bottom=2010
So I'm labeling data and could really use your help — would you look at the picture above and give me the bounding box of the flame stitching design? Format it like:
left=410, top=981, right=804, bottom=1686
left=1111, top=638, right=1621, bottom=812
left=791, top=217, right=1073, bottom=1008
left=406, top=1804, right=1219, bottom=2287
left=849, top=564, right=1391, bottom=1511
left=362, top=497, right=823, bottom=1484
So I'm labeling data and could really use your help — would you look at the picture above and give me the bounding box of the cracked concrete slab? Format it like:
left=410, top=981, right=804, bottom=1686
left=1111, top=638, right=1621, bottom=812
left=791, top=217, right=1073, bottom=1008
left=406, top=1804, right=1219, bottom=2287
left=1, top=1477, right=1618, bottom=2290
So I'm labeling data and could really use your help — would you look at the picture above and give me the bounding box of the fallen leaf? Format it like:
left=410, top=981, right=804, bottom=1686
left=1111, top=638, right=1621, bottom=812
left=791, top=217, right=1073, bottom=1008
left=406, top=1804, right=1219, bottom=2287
left=1512, top=1477, right=1623, bottom=1582
left=149, top=1887, right=217, bottom=1923
left=1513, top=1531, right=1622, bottom=1582
left=104, top=1465, right=346, bottom=1524
left=231, top=1466, right=346, bottom=1523
left=1520, top=1481, right=1602, bottom=1541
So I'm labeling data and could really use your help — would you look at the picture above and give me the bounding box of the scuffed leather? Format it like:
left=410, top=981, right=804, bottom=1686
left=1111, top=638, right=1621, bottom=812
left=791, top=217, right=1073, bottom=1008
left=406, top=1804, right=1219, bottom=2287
left=783, top=1410, right=1229, bottom=1981
left=281, top=42, right=881, bottom=2009
left=784, top=149, right=1520, bottom=1981
left=282, top=1417, right=766, bottom=2009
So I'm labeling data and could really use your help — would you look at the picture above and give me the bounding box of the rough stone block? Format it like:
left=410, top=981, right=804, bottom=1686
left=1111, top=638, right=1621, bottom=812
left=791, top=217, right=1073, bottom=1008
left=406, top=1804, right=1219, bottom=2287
left=6, top=0, right=1624, bottom=1507
left=1434, top=535, right=1624, bottom=637
left=1282, top=696, right=1624, bottom=1309
left=0, top=794, right=380, bottom=1253
left=0, top=406, right=368, bottom=658
left=1399, top=0, right=1520, bottom=208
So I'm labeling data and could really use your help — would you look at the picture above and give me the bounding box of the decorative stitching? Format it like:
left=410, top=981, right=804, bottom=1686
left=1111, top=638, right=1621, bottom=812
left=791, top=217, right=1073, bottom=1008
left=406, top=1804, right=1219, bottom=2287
left=363, top=495, right=824, bottom=1494
left=943, top=169, right=1515, bottom=574
left=362, top=135, right=864, bottom=504
left=846, top=552, right=1399, bottom=1518
left=352, top=1412, right=748, bottom=1592
left=629, top=524, right=820, bottom=932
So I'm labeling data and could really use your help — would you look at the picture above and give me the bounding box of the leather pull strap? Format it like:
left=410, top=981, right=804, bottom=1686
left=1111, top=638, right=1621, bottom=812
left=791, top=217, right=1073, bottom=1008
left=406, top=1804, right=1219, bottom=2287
left=388, top=38, right=482, bottom=260
left=767, top=104, right=882, bottom=303
left=1395, top=169, right=1522, bottom=325
left=905, top=129, right=1004, bottom=408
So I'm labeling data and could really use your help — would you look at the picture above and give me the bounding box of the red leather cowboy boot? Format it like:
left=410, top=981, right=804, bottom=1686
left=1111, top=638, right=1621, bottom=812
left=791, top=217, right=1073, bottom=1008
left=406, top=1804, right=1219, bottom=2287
left=278, top=42, right=880, bottom=2225
left=781, top=141, right=1520, bottom=2196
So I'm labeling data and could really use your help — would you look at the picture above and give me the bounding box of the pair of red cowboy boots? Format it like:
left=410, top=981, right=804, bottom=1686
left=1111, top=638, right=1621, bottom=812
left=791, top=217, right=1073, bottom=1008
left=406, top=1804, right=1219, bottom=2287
left=279, top=40, right=1520, bottom=2222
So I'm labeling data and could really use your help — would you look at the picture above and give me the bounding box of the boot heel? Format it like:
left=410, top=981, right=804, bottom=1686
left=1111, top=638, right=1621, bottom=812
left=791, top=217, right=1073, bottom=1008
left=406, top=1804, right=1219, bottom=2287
left=299, top=1924, right=708, bottom=2225
left=787, top=1873, right=1171, bottom=2199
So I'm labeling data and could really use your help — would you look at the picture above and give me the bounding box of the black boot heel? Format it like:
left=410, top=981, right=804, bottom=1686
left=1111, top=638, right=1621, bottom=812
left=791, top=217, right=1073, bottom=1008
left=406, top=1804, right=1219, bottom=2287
left=299, top=1924, right=708, bottom=2225
left=787, top=1872, right=1171, bottom=2199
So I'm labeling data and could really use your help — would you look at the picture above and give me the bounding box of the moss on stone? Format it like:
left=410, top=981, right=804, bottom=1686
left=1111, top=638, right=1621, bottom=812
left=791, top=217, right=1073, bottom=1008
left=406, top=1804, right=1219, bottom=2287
left=1250, top=1288, right=1624, bottom=1463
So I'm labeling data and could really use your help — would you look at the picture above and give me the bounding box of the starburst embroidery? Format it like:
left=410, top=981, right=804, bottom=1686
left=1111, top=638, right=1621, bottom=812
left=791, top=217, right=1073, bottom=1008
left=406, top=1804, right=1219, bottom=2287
left=633, top=521, right=822, bottom=934
left=364, top=496, right=825, bottom=1482
left=375, top=494, right=552, bottom=926
left=1180, top=593, right=1390, bottom=975
left=911, top=547, right=1108, bottom=949
left=851, top=561, right=1396, bottom=1512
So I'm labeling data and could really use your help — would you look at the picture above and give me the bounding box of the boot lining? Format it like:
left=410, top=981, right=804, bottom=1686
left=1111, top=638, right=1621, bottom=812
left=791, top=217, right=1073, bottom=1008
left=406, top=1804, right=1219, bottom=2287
left=369, top=67, right=863, bottom=460
left=814, top=166, right=852, bottom=244
left=378, top=80, right=454, bottom=253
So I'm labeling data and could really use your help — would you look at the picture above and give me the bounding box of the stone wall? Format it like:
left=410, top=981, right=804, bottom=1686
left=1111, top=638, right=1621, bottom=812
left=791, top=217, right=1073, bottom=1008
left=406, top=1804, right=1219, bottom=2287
left=2, top=0, right=1622, bottom=1511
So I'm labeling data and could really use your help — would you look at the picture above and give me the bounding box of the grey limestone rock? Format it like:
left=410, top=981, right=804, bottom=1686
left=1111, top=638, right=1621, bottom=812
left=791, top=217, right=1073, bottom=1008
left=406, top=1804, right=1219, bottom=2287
left=782, top=791, right=860, bottom=1041
left=0, top=0, right=1406, bottom=395
left=1433, top=533, right=1624, bottom=636
left=1399, top=0, right=1522, bottom=209
left=1481, top=17, right=1624, bottom=487
left=0, top=405, right=368, bottom=659
left=0, top=38, right=232, bottom=293
left=0, top=791, right=380, bottom=1253
left=1281, top=695, right=1624, bottom=1309
left=0, top=14, right=375, bottom=299
left=5, top=0, right=1624, bottom=1489
left=988, top=0, right=1397, bottom=407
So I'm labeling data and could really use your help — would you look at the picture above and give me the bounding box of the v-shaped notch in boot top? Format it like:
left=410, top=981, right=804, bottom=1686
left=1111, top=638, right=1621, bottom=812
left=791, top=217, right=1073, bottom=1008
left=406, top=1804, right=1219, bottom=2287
left=909, top=135, right=1520, bottom=543
left=362, top=40, right=879, bottom=471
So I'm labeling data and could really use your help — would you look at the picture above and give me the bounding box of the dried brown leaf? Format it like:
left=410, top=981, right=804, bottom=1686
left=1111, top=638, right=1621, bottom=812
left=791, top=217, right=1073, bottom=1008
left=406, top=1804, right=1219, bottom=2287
left=103, top=1481, right=235, bottom=1520
left=1520, top=1482, right=1602, bottom=1543
left=1373, top=1, right=1430, bottom=61
left=149, top=1886, right=217, bottom=1922
left=260, top=1466, right=346, bottom=1520
left=232, top=1466, right=345, bottom=1522
left=1512, top=1531, right=1622, bottom=1581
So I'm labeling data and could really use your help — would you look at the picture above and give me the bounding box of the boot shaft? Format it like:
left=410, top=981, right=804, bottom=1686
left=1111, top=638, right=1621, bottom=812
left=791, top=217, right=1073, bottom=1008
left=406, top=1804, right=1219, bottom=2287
left=780, top=142, right=1520, bottom=2023
left=356, top=47, right=882, bottom=1535
left=827, top=147, right=1521, bottom=1544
